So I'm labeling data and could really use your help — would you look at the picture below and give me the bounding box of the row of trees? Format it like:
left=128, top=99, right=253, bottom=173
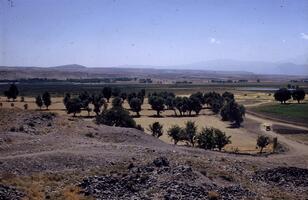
left=4, top=84, right=19, bottom=101
left=35, top=92, right=51, bottom=110
left=147, top=91, right=245, bottom=127
left=274, top=87, right=305, bottom=104
left=62, top=87, right=146, bottom=117
left=149, top=121, right=273, bottom=153
left=148, top=121, right=231, bottom=151
left=2, top=84, right=245, bottom=127
left=58, top=88, right=246, bottom=128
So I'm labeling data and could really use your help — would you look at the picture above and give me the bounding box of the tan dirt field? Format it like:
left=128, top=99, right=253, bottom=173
left=0, top=92, right=307, bottom=154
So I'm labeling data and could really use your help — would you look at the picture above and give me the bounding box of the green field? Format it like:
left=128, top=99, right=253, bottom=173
left=250, top=103, right=308, bottom=126
left=1, top=81, right=306, bottom=97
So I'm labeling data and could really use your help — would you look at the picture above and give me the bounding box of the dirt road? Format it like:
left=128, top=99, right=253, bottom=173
left=246, top=113, right=308, bottom=156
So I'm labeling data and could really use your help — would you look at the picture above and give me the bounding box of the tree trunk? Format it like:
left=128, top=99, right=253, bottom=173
left=260, top=147, right=263, bottom=154
left=157, top=110, right=160, bottom=116
left=137, top=111, right=140, bottom=117
left=298, top=100, right=300, bottom=104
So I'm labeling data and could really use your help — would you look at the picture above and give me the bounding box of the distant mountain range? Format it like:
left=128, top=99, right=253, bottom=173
left=0, top=60, right=307, bottom=81
left=116, top=59, right=308, bottom=75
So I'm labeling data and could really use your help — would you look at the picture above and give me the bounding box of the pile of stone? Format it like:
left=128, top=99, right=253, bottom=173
left=254, top=167, right=308, bottom=187
left=0, top=184, right=24, bottom=200
left=79, top=157, right=256, bottom=200
left=21, top=113, right=55, bottom=134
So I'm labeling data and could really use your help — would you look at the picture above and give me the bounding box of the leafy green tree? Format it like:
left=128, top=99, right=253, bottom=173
left=42, top=92, right=51, bottom=110
left=175, top=96, right=184, bottom=116
left=203, top=92, right=212, bottom=107
left=196, top=128, right=215, bottom=150
left=190, top=92, right=205, bottom=105
left=211, top=100, right=224, bottom=114
left=181, top=97, right=190, bottom=115
left=35, top=95, right=43, bottom=110
left=112, top=97, right=123, bottom=108
left=96, top=107, right=136, bottom=128
left=207, top=92, right=224, bottom=114
left=222, top=91, right=234, bottom=102
left=274, top=88, right=291, bottom=104
left=4, top=84, right=19, bottom=101
left=165, top=96, right=177, bottom=116
left=182, top=121, right=197, bottom=146
left=189, top=95, right=202, bottom=115
left=112, top=88, right=121, bottom=97
left=128, top=92, right=137, bottom=103
left=196, top=127, right=230, bottom=151
left=220, top=100, right=245, bottom=127
left=257, top=135, right=270, bottom=154
left=148, top=122, right=163, bottom=138
left=137, top=89, right=146, bottom=103
left=214, top=128, right=231, bottom=151
left=92, top=94, right=106, bottom=115
left=78, top=91, right=91, bottom=109
left=66, top=97, right=82, bottom=117
left=129, top=97, right=142, bottom=116
left=148, top=96, right=165, bottom=116
left=167, top=125, right=184, bottom=145
left=292, top=88, right=305, bottom=103
left=102, top=87, right=112, bottom=102
left=10, top=83, right=19, bottom=101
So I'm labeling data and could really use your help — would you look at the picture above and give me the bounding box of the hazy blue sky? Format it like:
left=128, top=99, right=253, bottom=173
left=0, top=0, right=307, bottom=67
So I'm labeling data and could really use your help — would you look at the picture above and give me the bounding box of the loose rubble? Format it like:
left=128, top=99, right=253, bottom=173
left=0, top=184, right=24, bottom=200
left=254, top=167, right=308, bottom=187
left=20, top=113, right=55, bottom=134
left=79, top=157, right=256, bottom=200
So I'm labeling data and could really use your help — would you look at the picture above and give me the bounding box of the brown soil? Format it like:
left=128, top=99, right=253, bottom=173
left=0, top=108, right=308, bottom=199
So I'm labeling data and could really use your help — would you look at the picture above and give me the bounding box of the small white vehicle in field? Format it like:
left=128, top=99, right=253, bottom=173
left=264, top=124, right=271, bottom=131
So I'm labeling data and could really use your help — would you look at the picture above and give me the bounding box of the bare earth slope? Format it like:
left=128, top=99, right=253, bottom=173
left=0, top=108, right=307, bottom=199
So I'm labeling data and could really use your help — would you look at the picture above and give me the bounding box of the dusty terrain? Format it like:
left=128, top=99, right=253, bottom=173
left=0, top=106, right=308, bottom=199
left=1, top=92, right=306, bottom=153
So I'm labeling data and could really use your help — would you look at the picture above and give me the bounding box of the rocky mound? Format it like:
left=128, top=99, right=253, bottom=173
left=79, top=157, right=255, bottom=200
left=254, top=167, right=308, bottom=187
left=19, top=112, right=55, bottom=134
left=0, top=109, right=55, bottom=135
left=0, top=184, right=24, bottom=200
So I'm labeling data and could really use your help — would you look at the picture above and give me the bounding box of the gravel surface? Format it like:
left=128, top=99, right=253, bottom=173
left=79, top=157, right=256, bottom=200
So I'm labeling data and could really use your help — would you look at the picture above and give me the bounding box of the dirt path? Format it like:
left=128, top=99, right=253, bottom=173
left=245, top=113, right=308, bottom=156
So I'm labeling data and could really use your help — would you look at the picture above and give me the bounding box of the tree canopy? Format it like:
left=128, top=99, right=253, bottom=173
left=274, top=88, right=291, bottom=104
left=4, top=84, right=19, bottom=101
left=148, top=122, right=163, bottom=138
left=96, top=107, right=136, bottom=128
left=292, top=88, right=305, bottom=103
left=42, top=92, right=51, bottom=109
